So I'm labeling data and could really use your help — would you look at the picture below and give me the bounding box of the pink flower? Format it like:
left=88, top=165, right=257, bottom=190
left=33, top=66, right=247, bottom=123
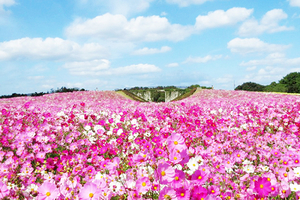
left=37, top=181, right=60, bottom=200
left=157, top=163, right=175, bottom=184
left=0, top=181, right=9, bottom=198
left=136, top=177, right=151, bottom=194
left=78, top=182, right=101, bottom=200
left=167, top=133, right=187, bottom=152
left=254, top=177, right=272, bottom=197
left=159, top=186, right=176, bottom=200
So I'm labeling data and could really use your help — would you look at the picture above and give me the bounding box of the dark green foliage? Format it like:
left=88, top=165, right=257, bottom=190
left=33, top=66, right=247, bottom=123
left=279, top=72, right=300, bottom=93
left=264, top=82, right=287, bottom=93
left=0, top=87, right=86, bottom=99
left=235, top=72, right=300, bottom=93
left=235, top=82, right=265, bottom=91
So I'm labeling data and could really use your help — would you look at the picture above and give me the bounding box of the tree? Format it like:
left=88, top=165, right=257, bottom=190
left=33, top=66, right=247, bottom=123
left=235, top=82, right=265, bottom=91
left=279, top=72, right=300, bottom=93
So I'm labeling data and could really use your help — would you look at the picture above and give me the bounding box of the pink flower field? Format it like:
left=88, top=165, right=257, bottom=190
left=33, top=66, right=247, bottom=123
left=1, top=89, right=300, bottom=199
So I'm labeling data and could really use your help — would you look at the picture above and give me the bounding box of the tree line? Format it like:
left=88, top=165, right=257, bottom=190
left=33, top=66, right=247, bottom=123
left=235, top=72, right=300, bottom=93
left=0, top=87, right=86, bottom=99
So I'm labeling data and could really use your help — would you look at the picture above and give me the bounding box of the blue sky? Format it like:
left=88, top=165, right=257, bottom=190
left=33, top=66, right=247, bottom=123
left=1, top=0, right=300, bottom=95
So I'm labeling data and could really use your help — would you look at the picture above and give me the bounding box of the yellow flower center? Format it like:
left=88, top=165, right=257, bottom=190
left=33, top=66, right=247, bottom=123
left=284, top=173, right=287, bottom=177
left=174, top=141, right=178, bottom=145
left=161, top=171, right=166, bottom=176
left=237, top=154, right=240, bottom=157
left=89, top=193, right=94, bottom=198
left=46, top=192, right=51, bottom=196
left=174, top=157, right=177, bottom=160
left=142, top=182, right=146, bottom=187
left=267, top=178, right=271, bottom=181
left=211, top=190, right=215, bottom=193
left=198, top=176, right=202, bottom=180
left=181, top=193, right=185, bottom=197
left=260, top=184, right=263, bottom=189
left=175, top=176, right=179, bottom=180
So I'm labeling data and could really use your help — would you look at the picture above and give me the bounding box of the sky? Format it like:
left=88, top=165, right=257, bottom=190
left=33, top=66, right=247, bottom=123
left=1, top=0, right=300, bottom=95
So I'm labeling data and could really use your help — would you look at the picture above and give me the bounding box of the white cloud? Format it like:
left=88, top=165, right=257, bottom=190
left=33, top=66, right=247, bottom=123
left=166, top=0, right=211, bottom=7
left=183, top=55, right=222, bottom=63
left=166, top=62, right=179, bottom=67
left=238, top=9, right=294, bottom=36
left=27, top=76, right=44, bottom=80
left=195, top=7, right=253, bottom=30
left=0, top=37, right=107, bottom=61
left=0, top=0, right=15, bottom=22
left=63, top=59, right=161, bottom=76
left=161, top=12, right=167, bottom=16
left=289, top=0, right=300, bottom=7
left=63, top=59, right=111, bottom=75
left=0, top=0, right=15, bottom=14
left=132, top=46, right=171, bottom=55
left=77, top=0, right=154, bottom=16
left=227, top=38, right=290, bottom=55
left=240, top=66, right=287, bottom=84
left=215, top=74, right=233, bottom=84
left=240, top=53, right=300, bottom=66
left=65, top=13, right=194, bottom=42
left=246, top=66, right=257, bottom=71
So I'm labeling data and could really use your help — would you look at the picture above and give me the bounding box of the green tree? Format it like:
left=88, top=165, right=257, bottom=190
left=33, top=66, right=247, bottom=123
left=279, top=72, right=300, bottom=93
left=235, top=82, right=265, bottom=91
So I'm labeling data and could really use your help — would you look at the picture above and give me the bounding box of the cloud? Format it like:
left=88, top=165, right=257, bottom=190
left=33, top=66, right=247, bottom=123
left=77, top=0, right=154, bottom=16
left=227, top=38, right=290, bottom=55
left=246, top=66, right=257, bottom=71
left=0, top=37, right=107, bottom=61
left=238, top=9, right=294, bottom=36
left=195, top=7, right=253, bottom=30
left=165, top=0, right=211, bottom=7
left=132, top=46, right=171, bottom=55
left=183, top=55, right=222, bottom=63
left=289, top=0, right=300, bottom=7
left=240, top=53, right=300, bottom=66
left=63, top=59, right=161, bottom=76
left=239, top=66, right=287, bottom=84
left=0, top=0, right=15, bottom=14
left=166, top=62, right=179, bottom=67
left=215, top=74, right=233, bottom=84
left=63, top=59, right=111, bottom=75
left=65, top=13, right=194, bottom=42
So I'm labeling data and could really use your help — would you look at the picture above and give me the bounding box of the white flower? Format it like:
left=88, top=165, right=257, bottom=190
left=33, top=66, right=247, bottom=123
left=144, top=132, right=151, bottom=137
left=225, top=167, right=233, bottom=173
left=261, top=165, right=269, bottom=172
left=242, top=160, right=252, bottom=165
left=173, top=164, right=182, bottom=170
left=294, top=167, right=300, bottom=177
left=243, top=165, right=254, bottom=173
left=290, top=182, right=300, bottom=191
left=187, top=157, right=199, bottom=172
left=117, top=129, right=123, bottom=136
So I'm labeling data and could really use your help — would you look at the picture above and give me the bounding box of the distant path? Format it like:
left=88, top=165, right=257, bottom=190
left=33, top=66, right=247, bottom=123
left=116, top=90, right=146, bottom=102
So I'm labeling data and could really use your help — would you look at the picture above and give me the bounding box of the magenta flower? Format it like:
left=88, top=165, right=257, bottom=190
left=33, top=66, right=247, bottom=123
left=254, top=177, right=272, bottom=197
left=157, top=163, right=175, bottom=184
left=78, top=182, right=101, bottom=200
left=191, top=170, right=208, bottom=185
left=0, top=181, right=9, bottom=198
left=191, top=185, right=207, bottom=200
left=37, top=181, right=60, bottom=200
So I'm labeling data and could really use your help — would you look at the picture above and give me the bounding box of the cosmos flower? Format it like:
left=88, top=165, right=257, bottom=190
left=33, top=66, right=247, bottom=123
left=37, top=181, right=60, bottom=200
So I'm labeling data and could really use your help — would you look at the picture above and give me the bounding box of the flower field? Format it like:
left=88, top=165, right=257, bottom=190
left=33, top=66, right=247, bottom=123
left=1, top=89, right=300, bottom=199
